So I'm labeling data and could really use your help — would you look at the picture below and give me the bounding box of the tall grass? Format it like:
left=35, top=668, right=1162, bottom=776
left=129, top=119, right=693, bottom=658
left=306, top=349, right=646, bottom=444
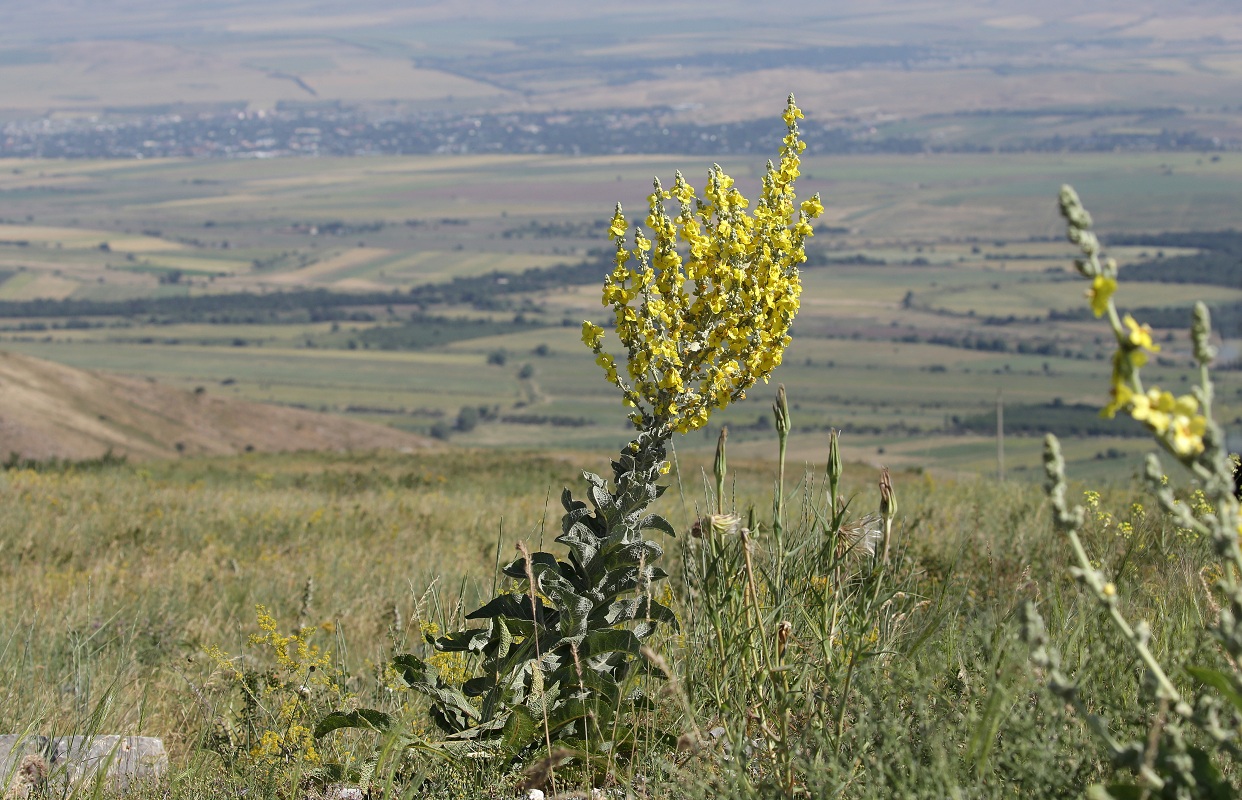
left=0, top=440, right=1213, bottom=797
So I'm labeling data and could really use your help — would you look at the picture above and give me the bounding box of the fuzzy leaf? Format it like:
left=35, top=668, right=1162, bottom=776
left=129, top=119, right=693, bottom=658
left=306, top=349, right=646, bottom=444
left=314, top=709, right=392, bottom=739
left=574, top=628, right=641, bottom=661
left=599, top=537, right=664, bottom=567
left=593, top=596, right=678, bottom=630
left=547, top=664, right=620, bottom=707
left=432, top=628, right=491, bottom=653
left=538, top=570, right=593, bottom=637
left=466, top=593, right=543, bottom=623
left=558, top=522, right=600, bottom=569
left=637, top=513, right=676, bottom=537
left=546, top=697, right=614, bottom=738
left=590, top=482, right=614, bottom=513
left=392, top=655, right=482, bottom=731
left=501, top=552, right=554, bottom=579
left=462, top=675, right=495, bottom=697
left=1186, top=665, right=1242, bottom=714
left=560, top=487, right=587, bottom=514
left=593, top=565, right=669, bottom=605
left=499, top=704, right=540, bottom=756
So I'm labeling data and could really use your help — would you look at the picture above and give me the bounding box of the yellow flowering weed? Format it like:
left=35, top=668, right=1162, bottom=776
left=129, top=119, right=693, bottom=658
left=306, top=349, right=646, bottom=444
left=582, top=95, right=823, bottom=436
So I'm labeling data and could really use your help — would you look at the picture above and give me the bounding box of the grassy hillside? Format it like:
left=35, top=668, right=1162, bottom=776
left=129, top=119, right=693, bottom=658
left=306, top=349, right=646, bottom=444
left=0, top=350, right=434, bottom=460
left=0, top=443, right=1217, bottom=796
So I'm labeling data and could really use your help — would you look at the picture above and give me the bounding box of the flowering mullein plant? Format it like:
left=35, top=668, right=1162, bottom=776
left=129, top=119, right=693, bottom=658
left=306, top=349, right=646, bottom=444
left=320, top=98, right=820, bottom=774
left=583, top=95, right=823, bottom=437
left=1023, top=187, right=1242, bottom=798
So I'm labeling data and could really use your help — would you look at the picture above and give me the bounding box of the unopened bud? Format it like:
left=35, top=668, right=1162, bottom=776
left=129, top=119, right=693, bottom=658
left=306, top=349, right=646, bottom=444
left=1058, top=185, right=1092, bottom=233
left=1192, top=302, right=1216, bottom=366
left=879, top=467, right=896, bottom=523
left=714, top=426, right=728, bottom=515
left=827, top=429, right=842, bottom=509
left=773, top=384, right=790, bottom=438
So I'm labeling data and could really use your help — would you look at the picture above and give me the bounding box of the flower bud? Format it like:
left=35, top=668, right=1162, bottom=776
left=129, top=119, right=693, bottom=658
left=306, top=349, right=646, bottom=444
left=1192, top=302, right=1216, bottom=366
left=773, top=384, right=790, bottom=438
left=879, top=467, right=896, bottom=524
left=714, top=426, right=728, bottom=514
left=827, top=429, right=842, bottom=510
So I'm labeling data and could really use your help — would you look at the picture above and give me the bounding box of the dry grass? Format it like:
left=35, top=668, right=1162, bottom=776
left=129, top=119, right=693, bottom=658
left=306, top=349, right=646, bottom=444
left=0, top=350, right=435, bottom=460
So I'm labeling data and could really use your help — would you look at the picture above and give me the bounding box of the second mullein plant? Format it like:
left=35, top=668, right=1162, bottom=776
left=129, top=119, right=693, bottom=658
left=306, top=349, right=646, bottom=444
left=1024, top=186, right=1242, bottom=799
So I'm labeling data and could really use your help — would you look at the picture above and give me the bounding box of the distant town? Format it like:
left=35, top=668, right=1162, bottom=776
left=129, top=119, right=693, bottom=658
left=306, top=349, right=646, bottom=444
left=1, top=105, right=1234, bottom=160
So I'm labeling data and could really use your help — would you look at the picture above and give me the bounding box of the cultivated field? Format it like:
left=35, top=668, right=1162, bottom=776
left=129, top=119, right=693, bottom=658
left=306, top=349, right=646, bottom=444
left=0, top=151, right=1236, bottom=477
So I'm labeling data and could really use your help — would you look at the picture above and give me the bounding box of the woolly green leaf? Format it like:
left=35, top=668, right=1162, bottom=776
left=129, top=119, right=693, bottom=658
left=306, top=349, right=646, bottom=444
left=462, top=675, right=495, bottom=697
left=314, top=709, right=393, bottom=739
left=1186, top=665, right=1242, bottom=714
left=637, top=513, right=676, bottom=537
left=432, top=628, right=491, bottom=653
left=391, top=654, right=481, bottom=733
left=545, top=698, right=613, bottom=738
left=558, top=522, right=600, bottom=568
left=574, top=628, right=641, bottom=661
left=560, top=487, right=587, bottom=515
left=391, top=653, right=438, bottom=686
left=466, top=593, right=543, bottom=622
left=499, top=704, right=540, bottom=756
left=547, top=664, right=620, bottom=707
left=538, top=570, right=593, bottom=637
left=593, top=596, right=678, bottom=630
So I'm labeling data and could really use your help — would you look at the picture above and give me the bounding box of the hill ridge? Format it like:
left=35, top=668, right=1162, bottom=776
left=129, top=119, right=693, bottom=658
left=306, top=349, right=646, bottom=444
left=0, top=350, right=435, bottom=461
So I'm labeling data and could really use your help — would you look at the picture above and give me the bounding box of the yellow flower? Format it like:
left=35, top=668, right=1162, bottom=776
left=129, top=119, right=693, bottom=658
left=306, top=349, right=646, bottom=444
left=800, top=195, right=824, bottom=218
left=581, top=321, right=605, bottom=349
left=1170, top=414, right=1207, bottom=457
left=1086, top=275, right=1116, bottom=318
left=782, top=97, right=805, bottom=126
left=608, top=205, right=627, bottom=240
left=1122, top=315, right=1159, bottom=353
left=1128, top=390, right=1170, bottom=434
left=1101, top=382, right=1132, bottom=419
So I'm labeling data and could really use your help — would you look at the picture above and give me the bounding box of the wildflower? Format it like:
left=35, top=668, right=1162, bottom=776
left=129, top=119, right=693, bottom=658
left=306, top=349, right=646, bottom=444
left=581, top=321, right=605, bottom=349
left=1122, top=386, right=1207, bottom=458
left=1122, top=315, right=1158, bottom=353
left=1170, top=413, right=1207, bottom=457
left=583, top=95, right=818, bottom=437
left=608, top=205, right=627, bottom=240
left=1086, top=275, right=1116, bottom=318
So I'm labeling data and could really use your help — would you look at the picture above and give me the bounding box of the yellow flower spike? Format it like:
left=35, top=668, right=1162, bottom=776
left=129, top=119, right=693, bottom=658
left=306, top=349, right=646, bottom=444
left=782, top=95, right=805, bottom=126
left=608, top=204, right=627, bottom=240
left=583, top=98, right=814, bottom=435
left=1086, top=275, right=1117, bottom=318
